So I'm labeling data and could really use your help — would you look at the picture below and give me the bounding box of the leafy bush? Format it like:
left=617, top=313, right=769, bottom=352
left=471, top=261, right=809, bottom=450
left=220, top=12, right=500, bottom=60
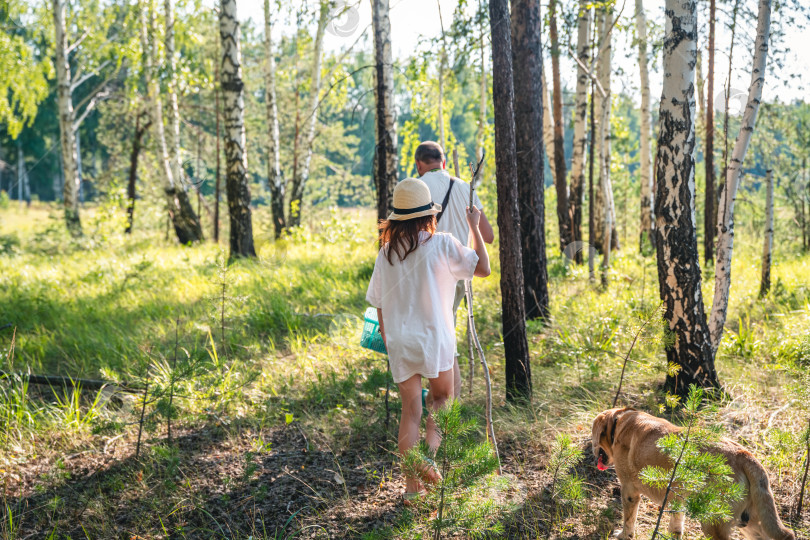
left=0, top=233, right=20, bottom=255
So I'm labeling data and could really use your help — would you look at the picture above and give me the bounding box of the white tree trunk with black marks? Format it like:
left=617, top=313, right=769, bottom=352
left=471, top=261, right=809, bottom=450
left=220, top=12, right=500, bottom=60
left=288, top=0, right=330, bottom=227
left=569, top=0, right=590, bottom=258
left=635, top=0, right=654, bottom=252
left=760, top=169, right=774, bottom=296
left=655, top=0, right=718, bottom=394
left=53, top=0, right=81, bottom=235
left=372, top=0, right=398, bottom=222
left=476, top=5, right=486, bottom=162
left=264, top=0, right=285, bottom=237
left=142, top=0, right=202, bottom=244
left=220, top=0, right=255, bottom=257
left=540, top=68, right=556, bottom=182
left=709, top=0, right=771, bottom=351
left=165, top=0, right=182, bottom=194
left=593, top=7, right=615, bottom=254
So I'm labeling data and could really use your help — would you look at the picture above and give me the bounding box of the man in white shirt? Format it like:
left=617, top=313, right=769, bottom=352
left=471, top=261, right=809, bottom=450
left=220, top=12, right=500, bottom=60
left=415, top=141, right=495, bottom=399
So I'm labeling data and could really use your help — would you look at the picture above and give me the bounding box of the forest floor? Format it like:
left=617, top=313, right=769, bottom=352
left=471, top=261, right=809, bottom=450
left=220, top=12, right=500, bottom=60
left=1, top=203, right=809, bottom=539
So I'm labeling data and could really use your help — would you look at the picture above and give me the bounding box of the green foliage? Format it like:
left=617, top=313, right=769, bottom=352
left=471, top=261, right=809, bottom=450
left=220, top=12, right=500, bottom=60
left=547, top=433, right=586, bottom=524
left=400, top=400, right=506, bottom=538
left=641, top=386, right=745, bottom=530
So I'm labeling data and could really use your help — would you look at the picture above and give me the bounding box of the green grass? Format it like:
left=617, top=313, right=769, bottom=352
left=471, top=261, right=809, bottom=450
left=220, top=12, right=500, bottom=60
left=1, top=200, right=809, bottom=538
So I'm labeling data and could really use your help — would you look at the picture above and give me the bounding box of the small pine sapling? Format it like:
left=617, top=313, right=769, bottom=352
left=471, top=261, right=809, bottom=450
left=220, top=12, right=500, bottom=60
left=641, top=385, right=744, bottom=539
left=402, top=400, right=503, bottom=538
left=547, top=433, right=586, bottom=529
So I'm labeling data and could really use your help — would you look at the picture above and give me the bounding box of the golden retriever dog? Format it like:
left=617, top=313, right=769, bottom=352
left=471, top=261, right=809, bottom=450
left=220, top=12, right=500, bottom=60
left=591, top=407, right=794, bottom=540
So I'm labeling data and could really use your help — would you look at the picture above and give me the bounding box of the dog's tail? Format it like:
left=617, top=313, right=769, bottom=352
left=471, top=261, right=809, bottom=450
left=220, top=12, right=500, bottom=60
left=741, top=456, right=795, bottom=540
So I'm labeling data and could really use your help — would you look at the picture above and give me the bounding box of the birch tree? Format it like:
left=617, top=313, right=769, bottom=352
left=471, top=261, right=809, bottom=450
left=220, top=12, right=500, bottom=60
left=592, top=6, right=618, bottom=254
left=52, top=0, right=81, bottom=235
left=511, top=0, right=549, bottom=321
left=490, top=0, right=532, bottom=402
left=540, top=69, right=556, bottom=182
left=372, top=0, right=398, bottom=223
left=142, top=0, right=202, bottom=245
left=288, top=0, right=330, bottom=227
left=549, top=0, right=571, bottom=251
left=655, top=0, right=718, bottom=394
left=635, top=0, right=654, bottom=253
left=264, top=0, right=284, bottom=237
left=569, top=0, right=590, bottom=262
left=220, top=0, right=255, bottom=258
left=760, top=169, right=774, bottom=296
left=475, top=1, right=487, bottom=162
left=708, top=0, right=772, bottom=350
left=704, top=0, right=717, bottom=263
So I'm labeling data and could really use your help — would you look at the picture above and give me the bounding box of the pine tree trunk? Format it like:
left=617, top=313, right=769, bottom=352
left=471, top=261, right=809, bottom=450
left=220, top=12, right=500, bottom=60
left=372, top=0, right=398, bottom=223
left=760, top=169, right=774, bottom=296
left=511, top=0, right=549, bottom=322
left=288, top=0, right=330, bottom=227
left=569, top=0, right=590, bottom=263
left=704, top=0, right=716, bottom=263
left=220, top=0, right=255, bottom=258
left=53, top=0, right=81, bottom=235
left=164, top=0, right=203, bottom=242
left=655, top=0, right=718, bottom=395
left=549, top=0, right=571, bottom=251
left=489, top=0, right=532, bottom=402
left=709, top=0, right=772, bottom=350
left=264, top=0, right=285, bottom=238
left=635, top=0, right=654, bottom=253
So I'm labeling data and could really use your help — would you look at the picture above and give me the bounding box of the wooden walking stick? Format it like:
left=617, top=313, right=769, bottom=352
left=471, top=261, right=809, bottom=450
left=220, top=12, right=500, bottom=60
left=464, top=151, right=501, bottom=473
left=452, top=149, right=477, bottom=396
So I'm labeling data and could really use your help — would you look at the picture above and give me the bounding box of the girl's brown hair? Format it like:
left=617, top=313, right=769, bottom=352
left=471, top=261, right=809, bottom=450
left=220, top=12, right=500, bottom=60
left=378, top=215, right=437, bottom=265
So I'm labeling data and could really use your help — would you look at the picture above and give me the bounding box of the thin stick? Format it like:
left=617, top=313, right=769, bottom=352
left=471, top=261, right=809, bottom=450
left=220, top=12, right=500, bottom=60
left=796, top=417, right=810, bottom=521
left=465, top=280, right=500, bottom=474
left=612, top=306, right=659, bottom=408
left=452, top=149, right=475, bottom=394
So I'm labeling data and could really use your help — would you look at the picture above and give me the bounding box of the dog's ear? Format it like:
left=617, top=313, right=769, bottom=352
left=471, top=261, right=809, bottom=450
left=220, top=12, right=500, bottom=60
left=598, top=410, right=618, bottom=450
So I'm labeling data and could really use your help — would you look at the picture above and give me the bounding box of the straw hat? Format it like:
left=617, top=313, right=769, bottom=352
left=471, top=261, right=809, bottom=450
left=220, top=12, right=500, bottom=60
left=387, top=178, right=442, bottom=221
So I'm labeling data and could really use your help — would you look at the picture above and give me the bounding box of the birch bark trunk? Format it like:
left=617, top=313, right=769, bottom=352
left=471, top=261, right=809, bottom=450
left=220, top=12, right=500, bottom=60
left=53, top=0, right=81, bottom=235
left=655, top=0, right=718, bottom=394
left=264, top=0, right=285, bottom=237
left=569, top=0, right=590, bottom=262
left=476, top=2, right=486, bottom=162
left=141, top=0, right=202, bottom=245
left=511, top=0, right=549, bottom=321
left=635, top=0, right=654, bottom=253
left=549, top=0, right=571, bottom=251
left=709, top=0, right=772, bottom=350
left=220, top=0, right=256, bottom=257
left=704, top=0, right=716, bottom=263
left=592, top=8, right=608, bottom=253
left=372, top=0, right=398, bottom=223
left=288, top=0, right=330, bottom=227
left=760, top=169, right=774, bottom=296
left=164, top=0, right=203, bottom=242
left=540, top=69, right=556, bottom=182
left=489, top=0, right=532, bottom=402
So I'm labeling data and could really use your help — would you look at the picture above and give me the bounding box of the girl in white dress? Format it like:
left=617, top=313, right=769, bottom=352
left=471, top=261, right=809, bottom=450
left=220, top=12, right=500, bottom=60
left=366, top=177, right=490, bottom=501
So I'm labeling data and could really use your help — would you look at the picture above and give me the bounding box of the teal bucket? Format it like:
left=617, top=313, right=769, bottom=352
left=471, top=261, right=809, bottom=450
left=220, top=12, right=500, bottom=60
left=360, top=307, right=388, bottom=354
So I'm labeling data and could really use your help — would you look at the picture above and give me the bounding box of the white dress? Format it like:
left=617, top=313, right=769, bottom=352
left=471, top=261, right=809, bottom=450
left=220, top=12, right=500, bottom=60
left=366, top=231, right=478, bottom=383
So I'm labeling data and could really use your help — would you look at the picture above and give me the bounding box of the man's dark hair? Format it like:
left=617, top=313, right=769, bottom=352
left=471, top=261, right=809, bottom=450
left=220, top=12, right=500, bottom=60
left=414, top=141, right=444, bottom=163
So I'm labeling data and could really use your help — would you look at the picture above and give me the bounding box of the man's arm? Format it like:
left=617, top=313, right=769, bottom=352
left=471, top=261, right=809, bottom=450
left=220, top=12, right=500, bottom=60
left=479, top=211, right=495, bottom=244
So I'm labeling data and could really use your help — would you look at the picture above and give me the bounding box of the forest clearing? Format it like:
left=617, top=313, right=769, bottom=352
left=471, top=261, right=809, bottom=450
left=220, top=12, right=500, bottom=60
left=2, top=0, right=810, bottom=537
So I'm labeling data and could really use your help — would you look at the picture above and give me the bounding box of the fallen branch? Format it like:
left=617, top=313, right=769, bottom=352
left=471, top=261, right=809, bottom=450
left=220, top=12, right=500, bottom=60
left=0, top=370, right=145, bottom=394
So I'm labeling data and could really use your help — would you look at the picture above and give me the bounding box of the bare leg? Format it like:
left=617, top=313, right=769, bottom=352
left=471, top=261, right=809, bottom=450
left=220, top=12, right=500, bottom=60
left=424, top=368, right=454, bottom=453
left=397, top=374, right=423, bottom=494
